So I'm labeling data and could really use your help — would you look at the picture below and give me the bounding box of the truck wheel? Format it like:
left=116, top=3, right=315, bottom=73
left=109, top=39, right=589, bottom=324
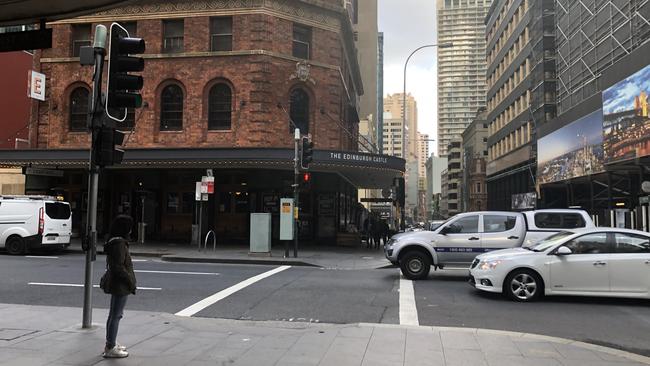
left=6, top=236, right=26, bottom=255
left=400, top=251, right=431, bottom=280
left=504, top=269, right=543, bottom=302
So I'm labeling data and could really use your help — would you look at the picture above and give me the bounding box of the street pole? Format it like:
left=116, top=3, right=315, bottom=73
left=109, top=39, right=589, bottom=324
left=402, top=42, right=452, bottom=230
left=293, top=128, right=300, bottom=258
left=82, top=25, right=107, bottom=329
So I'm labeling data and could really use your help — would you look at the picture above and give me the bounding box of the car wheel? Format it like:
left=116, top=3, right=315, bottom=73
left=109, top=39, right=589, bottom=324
left=6, top=236, right=26, bottom=255
left=505, top=269, right=542, bottom=302
left=399, top=251, right=431, bottom=280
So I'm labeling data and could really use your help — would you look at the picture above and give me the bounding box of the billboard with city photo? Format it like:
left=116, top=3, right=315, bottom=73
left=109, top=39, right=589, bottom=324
left=602, top=64, right=650, bottom=163
left=537, top=110, right=605, bottom=185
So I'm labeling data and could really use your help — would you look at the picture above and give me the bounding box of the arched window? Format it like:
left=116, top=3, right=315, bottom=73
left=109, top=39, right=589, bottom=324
left=160, top=84, right=183, bottom=131
left=208, top=83, right=232, bottom=130
left=289, top=88, right=309, bottom=134
left=69, top=87, right=89, bottom=131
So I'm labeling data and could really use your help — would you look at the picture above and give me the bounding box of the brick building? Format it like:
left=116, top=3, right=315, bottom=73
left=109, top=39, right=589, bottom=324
left=0, top=0, right=404, bottom=245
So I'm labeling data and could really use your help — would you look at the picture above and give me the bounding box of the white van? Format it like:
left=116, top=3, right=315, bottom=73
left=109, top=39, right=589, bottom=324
left=0, top=196, right=72, bottom=255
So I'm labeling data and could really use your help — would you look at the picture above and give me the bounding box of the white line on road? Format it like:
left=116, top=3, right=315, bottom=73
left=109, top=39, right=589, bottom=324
left=25, top=256, right=59, bottom=259
left=131, top=259, right=149, bottom=262
left=134, top=270, right=220, bottom=276
left=27, top=282, right=162, bottom=291
left=399, top=277, right=419, bottom=326
left=175, top=265, right=291, bottom=317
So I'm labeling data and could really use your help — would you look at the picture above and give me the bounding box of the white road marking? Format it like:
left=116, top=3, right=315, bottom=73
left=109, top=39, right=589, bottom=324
left=134, top=270, right=220, bottom=276
left=25, top=256, right=59, bottom=259
left=175, top=265, right=291, bottom=317
left=28, top=282, right=161, bottom=291
left=399, top=277, right=419, bottom=326
left=131, top=259, right=148, bottom=262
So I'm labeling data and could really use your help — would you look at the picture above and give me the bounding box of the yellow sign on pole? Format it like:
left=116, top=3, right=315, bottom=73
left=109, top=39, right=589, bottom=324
left=294, top=207, right=299, bottom=219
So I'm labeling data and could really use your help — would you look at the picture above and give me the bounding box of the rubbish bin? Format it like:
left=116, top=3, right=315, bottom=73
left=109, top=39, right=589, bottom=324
left=250, top=213, right=272, bottom=255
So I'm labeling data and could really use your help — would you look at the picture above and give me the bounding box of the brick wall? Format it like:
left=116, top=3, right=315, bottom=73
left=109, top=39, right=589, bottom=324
left=36, top=11, right=359, bottom=152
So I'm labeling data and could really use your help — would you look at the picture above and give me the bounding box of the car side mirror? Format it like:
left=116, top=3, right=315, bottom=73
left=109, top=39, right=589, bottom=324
left=556, top=246, right=572, bottom=256
left=439, top=226, right=450, bottom=235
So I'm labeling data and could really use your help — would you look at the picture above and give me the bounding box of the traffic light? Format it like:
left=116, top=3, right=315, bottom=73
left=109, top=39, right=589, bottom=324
left=95, top=126, right=126, bottom=167
left=106, top=22, right=145, bottom=122
left=300, top=136, right=314, bottom=170
left=300, top=172, right=312, bottom=188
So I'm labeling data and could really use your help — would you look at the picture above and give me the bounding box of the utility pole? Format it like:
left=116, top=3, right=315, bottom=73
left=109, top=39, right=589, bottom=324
left=81, top=24, right=107, bottom=329
left=292, top=128, right=300, bottom=258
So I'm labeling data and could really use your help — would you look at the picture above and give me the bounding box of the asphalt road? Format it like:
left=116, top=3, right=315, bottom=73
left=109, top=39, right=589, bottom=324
left=1, top=252, right=649, bottom=356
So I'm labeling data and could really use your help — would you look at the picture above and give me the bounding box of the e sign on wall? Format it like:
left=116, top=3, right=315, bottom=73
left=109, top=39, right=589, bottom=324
left=28, top=70, right=46, bottom=101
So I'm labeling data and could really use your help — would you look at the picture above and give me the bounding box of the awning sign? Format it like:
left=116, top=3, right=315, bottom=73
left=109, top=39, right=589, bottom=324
left=28, top=70, right=46, bottom=101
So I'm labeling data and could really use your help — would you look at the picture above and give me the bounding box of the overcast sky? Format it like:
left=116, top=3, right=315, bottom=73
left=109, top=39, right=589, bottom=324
left=379, top=0, right=438, bottom=155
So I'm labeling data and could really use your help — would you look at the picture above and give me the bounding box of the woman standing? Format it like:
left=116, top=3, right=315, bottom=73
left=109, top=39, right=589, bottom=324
left=102, top=215, right=137, bottom=358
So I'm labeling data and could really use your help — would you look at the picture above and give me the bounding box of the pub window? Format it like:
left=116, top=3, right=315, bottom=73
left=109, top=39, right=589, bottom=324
left=208, top=83, right=232, bottom=130
left=289, top=88, right=310, bottom=134
left=160, top=84, right=184, bottom=131
left=163, top=19, right=184, bottom=53
left=292, top=23, right=311, bottom=59
left=69, top=87, right=89, bottom=131
left=210, top=17, right=233, bottom=51
left=71, top=23, right=92, bottom=57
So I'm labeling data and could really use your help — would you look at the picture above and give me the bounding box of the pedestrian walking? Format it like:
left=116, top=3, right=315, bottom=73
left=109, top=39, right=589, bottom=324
left=101, top=215, right=137, bottom=358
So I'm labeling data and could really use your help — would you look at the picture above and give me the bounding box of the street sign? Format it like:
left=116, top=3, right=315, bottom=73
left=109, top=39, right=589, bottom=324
left=206, top=169, right=213, bottom=177
left=28, top=70, right=46, bottom=101
left=202, top=193, right=208, bottom=201
left=206, top=176, right=214, bottom=194
left=640, top=196, right=650, bottom=205
left=23, top=167, right=63, bottom=177
left=195, top=182, right=202, bottom=201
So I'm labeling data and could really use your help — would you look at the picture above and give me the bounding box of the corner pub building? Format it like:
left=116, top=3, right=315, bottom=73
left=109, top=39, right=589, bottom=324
left=0, top=0, right=405, bottom=245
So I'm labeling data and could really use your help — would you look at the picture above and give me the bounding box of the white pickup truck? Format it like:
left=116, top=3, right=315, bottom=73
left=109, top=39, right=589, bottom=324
left=384, top=209, right=595, bottom=280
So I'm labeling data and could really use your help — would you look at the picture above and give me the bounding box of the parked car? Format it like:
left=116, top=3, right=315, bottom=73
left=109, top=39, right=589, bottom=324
left=469, top=228, right=650, bottom=301
left=385, top=209, right=594, bottom=280
left=0, top=195, right=72, bottom=255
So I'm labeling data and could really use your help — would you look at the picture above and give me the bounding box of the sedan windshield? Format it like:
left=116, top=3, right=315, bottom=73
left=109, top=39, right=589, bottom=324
left=530, top=231, right=574, bottom=252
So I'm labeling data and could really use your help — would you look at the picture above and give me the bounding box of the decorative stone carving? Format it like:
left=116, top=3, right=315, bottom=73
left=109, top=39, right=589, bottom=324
left=289, top=60, right=316, bottom=85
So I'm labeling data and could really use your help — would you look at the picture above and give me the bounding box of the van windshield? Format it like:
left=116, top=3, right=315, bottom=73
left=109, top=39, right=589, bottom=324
left=45, top=202, right=71, bottom=219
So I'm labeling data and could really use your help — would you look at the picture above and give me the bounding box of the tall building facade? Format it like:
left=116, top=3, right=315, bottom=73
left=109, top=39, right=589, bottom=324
left=426, top=156, right=448, bottom=219
left=353, top=0, right=378, bottom=139
left=436, top=0, right=492, bottom=157
left=377, top=32, right=384, bottom=151
left=461, top=108, right=488, bottom=212
left=383, top=93, right=417, bottom=160
left=485, top=0, right=557, bottom=210
left=382, top=112, right=405, bottom=158
left=0, top=0, right=406, bottom=245
left=536, top=0, right=649, bottom=228
left=445, top=140, right=463, bottom=216
left=417, top=132, right=430, bottom=190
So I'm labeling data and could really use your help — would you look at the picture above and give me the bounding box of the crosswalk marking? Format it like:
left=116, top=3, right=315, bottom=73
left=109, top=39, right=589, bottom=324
left=175, top=265, right=291, bottom=317
left=27, top=282, right=161, bottom=291
left=399, top=277, right=419, bottom=326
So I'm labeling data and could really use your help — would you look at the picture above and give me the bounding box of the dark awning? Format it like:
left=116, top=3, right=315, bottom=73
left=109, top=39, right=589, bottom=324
left=0, top=148, right=405, bottom=189
left=0, top=0, right=130, bottom=26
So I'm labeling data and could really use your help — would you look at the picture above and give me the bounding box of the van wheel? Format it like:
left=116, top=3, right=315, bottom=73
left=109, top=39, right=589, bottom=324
left=399, top=251, right=431, bottom=280
left=6, top=236, right=26, bottom=255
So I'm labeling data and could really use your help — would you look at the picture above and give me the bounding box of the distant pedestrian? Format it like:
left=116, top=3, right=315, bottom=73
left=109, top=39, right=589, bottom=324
left=101, top=215, right=137, bottom=358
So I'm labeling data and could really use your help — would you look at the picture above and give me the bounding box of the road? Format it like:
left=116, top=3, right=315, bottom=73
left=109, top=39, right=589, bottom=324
left=1, top=252, right=649, bottom=356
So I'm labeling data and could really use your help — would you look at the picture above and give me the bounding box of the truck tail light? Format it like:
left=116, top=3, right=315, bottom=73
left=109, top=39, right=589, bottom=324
left=38, top=207, right=44, bottom=235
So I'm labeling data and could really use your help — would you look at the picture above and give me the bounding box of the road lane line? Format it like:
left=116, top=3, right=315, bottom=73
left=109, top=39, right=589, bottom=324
left=175, top=265, right=291, bottom=317
left=131, top=259, right=148, bottom=262
left=25, top=256, right=59, bottom=259
left=399, top=277, right=419, bottom=326
left=28, top=282, right=161, bottom=291
left=134, top=270, right=220, bottom=276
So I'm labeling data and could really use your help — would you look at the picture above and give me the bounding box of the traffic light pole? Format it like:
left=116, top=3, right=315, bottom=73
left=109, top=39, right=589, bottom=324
left=82, top=25, right=107, bottom=329
left=292, top=128, right=300, bottom=258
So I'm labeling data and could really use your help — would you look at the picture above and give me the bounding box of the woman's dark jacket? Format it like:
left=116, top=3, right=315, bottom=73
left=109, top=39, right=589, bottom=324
left=104, top=238, right=137, bottom=296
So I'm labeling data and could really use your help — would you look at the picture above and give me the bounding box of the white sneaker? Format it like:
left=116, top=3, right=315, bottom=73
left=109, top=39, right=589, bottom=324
left=116, top=344, right=127, bottom=351
left=102, top=346, right=129, bottom=358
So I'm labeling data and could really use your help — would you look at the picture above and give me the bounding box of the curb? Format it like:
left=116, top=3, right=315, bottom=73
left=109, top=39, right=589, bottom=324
left=357, top=323, right=650, bottom=365
left=160, top=255, right=321, bottom=267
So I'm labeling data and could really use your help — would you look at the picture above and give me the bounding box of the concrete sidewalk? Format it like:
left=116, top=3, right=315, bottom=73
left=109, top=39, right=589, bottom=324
left=64, top=239, right=391, bottom=270
left=1, top=303, right=648, bottom=366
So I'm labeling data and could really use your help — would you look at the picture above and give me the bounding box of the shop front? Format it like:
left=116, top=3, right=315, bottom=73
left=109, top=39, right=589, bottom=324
left=1, top=148, right=404, bottom=246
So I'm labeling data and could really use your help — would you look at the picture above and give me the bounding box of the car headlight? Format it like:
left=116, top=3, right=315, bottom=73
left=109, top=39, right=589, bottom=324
left=478, top=260, right=502, bottom=270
